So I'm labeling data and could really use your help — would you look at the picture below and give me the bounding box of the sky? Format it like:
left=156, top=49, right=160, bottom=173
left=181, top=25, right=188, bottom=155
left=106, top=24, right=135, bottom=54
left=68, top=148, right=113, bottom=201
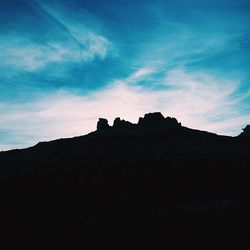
left=0, top=0, right=250, bottom=150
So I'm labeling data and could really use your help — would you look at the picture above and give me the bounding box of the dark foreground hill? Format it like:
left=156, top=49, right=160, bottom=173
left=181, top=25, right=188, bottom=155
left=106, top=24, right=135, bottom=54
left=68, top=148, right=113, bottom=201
left=0, top=112, right=250, bottom=241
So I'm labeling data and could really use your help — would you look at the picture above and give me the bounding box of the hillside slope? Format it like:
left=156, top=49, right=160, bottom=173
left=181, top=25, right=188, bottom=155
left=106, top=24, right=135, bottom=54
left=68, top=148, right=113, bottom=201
left=0, top=112, right=250, bottom=229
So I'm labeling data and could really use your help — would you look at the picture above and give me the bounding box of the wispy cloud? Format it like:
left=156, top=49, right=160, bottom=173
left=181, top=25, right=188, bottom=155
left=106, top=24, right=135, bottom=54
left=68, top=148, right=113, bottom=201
left=127, top=68, right=155, bottom=83
left=0, top=1, right=111, bottom=72
left=37, top=1, right=111, bottom=62
left=0, top=35, right=110, bottom=72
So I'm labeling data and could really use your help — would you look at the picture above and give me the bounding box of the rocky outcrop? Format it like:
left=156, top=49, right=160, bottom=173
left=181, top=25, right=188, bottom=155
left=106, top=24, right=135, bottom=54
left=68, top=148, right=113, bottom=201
left=97, top=112, right=182, bottom=132
left=113, top=117, right=134, bottom=129
left=138, top=112, right=165, bottom=127
left=240, top=125, right=250, bottom=137
left=97, top=118, right=110, bottom=130
left=138, top=112, right=181, bottom=128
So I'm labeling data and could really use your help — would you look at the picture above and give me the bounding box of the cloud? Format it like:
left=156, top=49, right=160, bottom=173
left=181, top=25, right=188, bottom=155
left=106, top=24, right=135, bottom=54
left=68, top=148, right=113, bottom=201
left=0, top=35, right=110, bottom=72
left=0, top=68, right=249, bottom=151
left=127, top=68, right=155, bottom=83
left=0, top=2, right=111, bottom=72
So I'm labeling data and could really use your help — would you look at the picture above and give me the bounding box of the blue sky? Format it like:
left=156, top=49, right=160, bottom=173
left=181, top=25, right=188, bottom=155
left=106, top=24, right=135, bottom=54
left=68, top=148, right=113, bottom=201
left=0, top=0, right=250, bottom=150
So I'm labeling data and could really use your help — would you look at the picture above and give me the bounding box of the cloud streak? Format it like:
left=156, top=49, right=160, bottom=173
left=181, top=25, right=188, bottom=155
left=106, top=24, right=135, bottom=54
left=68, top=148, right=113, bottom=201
left=0, top=35, right=110, bottom=72
left=0, top=1, right=111, bottom=72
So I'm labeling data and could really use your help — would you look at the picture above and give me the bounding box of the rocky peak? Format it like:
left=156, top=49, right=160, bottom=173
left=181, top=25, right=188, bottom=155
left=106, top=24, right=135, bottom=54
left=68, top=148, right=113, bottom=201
left=97, top=112, right=182, bottom=131
left=138, top=112, right=165, bottom=126
left=138, top=112, right=181, bottom=128
left=113, top=117, right=133, bottom=129
left=240, top=125, right=250, bottom=137
left=97, top=118, right=110, bottom=130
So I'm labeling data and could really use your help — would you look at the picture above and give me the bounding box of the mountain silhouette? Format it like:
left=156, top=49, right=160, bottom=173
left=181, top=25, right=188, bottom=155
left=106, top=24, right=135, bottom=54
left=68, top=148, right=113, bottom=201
left=0, top=112, right=249, bottom=239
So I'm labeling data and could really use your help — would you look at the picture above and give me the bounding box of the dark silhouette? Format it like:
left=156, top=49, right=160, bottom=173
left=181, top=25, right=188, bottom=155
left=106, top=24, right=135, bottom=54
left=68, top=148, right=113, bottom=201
left=97, top=117, right=110, bottom=130
left=113, top=117, right=134, bottom=129
left=240, top=125, right=250, bottom=137
left=0, top=112, right=249, bottom=241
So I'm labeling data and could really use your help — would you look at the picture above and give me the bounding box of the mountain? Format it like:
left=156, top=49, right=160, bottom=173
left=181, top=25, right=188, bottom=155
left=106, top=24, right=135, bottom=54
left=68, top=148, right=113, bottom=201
left=0, top=112, right=250, bottom=238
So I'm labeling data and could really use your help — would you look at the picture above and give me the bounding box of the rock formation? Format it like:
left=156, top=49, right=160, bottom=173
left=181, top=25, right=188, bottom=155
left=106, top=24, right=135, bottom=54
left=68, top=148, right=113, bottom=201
left=138, top=112, right=165, bottom=127
left=97, top=112, right=182, bottom=131
left=113, top=117, right=134, bottom=129
left=97, top=118, right=110, bottom=130
left=138, top=112, right=181, bottom=128
left=240, top=125, right=250, bottom=137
